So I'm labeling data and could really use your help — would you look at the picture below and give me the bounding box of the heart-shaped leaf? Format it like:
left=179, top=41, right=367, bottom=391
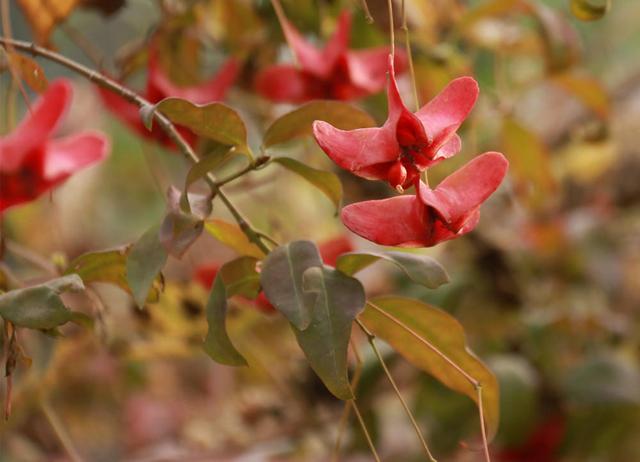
left=273, top=157, right=342, bottom=212
left=203, top=273, right=247, bottom=366
left=263, top=100, right=375, bottom=148
left=336, top=251, right=449, bottom=289
left=360, top=296, right=500, bottom=439
left=126, top=225, right=168, bottom=308
left=293, top=265, right=365, bottom=400
left=204, top=219, right=265, bottom=259
left=154, top=98, right=249, bottom=152
left=260, top=241, right=322, bottom=330
left=0, top=275, right=85, bottom=330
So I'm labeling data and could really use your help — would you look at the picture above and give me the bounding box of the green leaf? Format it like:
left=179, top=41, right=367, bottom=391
left=336, top=251, right=449, bottom=289
left=204, top=219, right=266, bottom=259
left=7, top=52, right=48, bottom=93
left=155, top=98, right=249, bottom=152
left=263, top=100, right=375, bottom=148
left=203, top=273, right=247, bottom=366
left=260, top=240, right=322, bottom=330
left=126, top=225, right=168, bottom=308
left=273, top=157, right=342, bottom=212
left=219, top=256, right=261, bottom=298
left=0, top=275, right=85, bottom=330
left=184, top=144, right=233, bottom=191
left=570, top=0, right=611, bottom=21
left=360, top=296, right=500, bottom=439
left=293, top=265, right=365, bottom=400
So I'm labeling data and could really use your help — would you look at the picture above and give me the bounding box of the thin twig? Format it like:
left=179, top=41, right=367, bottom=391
left=360, top=0, right=374, bottom=23
left=356, top=319, right=437, bottom=461
left=0, top=37, right=271, bottom=255
left=387, top=0, right=395, bottom=56
left=350, top=394, right=382, bottom=462
left=401, top=0, right=420, bottom=111
left=41, top=399, right=85, bottom=462
left=4, top=240, right=58, bottom=275
left=477, top=385, right=492, bottom=462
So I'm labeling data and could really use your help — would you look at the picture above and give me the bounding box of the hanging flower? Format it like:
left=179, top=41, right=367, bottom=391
left=99, top=47, right=239, bottom=146
left=255, top=11, right=407, bottom=103
left=314, top=55, right=479, bottom=191
left=1, top=79, right=109, bottom=212
left=340, top=153, right=508, bottom=247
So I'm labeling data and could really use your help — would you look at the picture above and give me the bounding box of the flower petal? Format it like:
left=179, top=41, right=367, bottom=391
left=346, top=47, right=406, bottom=94
left=321, top=11, right=351, bottom=71
left=43, top=131, right=110, bottom=181
left=318, top=235, right=353, bottom=267
left=418, top=152, right=508, bottom=226
left=255, top=65, right=319, bottom=103
left=313, top=120, right=399, bottom=174
left=1, top=79, right=71, bottom=172
left=415, top=76, right=478, bottom=145
left=147, top=56, right=239, bottom=104
left=341, top=195, right=429, bottom=247
left=279, top=11, right=333, bottom=78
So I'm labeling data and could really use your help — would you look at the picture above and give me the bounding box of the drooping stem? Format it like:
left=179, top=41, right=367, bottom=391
left=356, top=319, right=437, bottom=462
left=387, top=0, right=395, bottom=56
left=401, top=0, right=420, bottom=111
left=360, top=0, right=374, bottom=23
left=350, top=391, right=382, bottom=462
left=0, top=37, right=271, bottom=255
left=477, top=385, right=492, bottom=462
left=41, top=399, right=85, bottom=462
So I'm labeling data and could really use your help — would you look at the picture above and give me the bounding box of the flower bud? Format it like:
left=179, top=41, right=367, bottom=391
left=388, top=160, right=407, bottom=190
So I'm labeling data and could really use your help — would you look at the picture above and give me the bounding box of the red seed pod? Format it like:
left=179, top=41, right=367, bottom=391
left=388, top=160, right=408, bottom=190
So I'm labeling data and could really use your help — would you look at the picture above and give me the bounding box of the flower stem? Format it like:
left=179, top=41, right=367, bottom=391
left=0, top=37, right=271, bottom=255
left=41, top=399, right=85, bottom=462
left=401, top=0, right=420, bottom=112
left=387, top=0, right=395, bottom=56
left=350, top=390, right=382, bottom=462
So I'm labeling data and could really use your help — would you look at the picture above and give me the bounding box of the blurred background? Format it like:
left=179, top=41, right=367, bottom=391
left=1, top=0, right=640, bottom=460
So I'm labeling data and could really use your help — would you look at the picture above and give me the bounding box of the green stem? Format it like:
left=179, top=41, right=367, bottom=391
left=0, top=37, right=271, bottom=255
left=401, top=0, right=420, bottom=112
left=350, top=391, right=382, bottom=462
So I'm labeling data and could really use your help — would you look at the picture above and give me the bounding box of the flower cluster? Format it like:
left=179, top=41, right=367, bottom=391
left=314, top=56, right=509, bottom=247
left=1, top=80, right=109, bottom=212
left=255, top=11, right=407, bottom=103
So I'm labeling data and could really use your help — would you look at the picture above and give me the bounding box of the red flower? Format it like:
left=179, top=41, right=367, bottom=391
left=194, top=236, right=353, bottom=312
left=99, top=48, right=238, bottom=146
left=1, top=80, right=109, bottom=212
left=496, top=416, right=565, bottom=462
left=340, top=152, right=508, bottom=247
left=255, top=11, right=407, bottom=103
left=313, top=55, right=478, bottom=191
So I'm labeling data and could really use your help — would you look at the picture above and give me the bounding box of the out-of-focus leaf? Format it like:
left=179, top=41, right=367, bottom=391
left=126, top=226, right=168, bottom=308
left=554, top=139, right=616, bottom=183
left=458, top=0, right=520, bottom=29
left=204, top=219, right=265, bottom=259
left=155, top=98, right=249, bottom=153
left=564, top=354, right=640, bottom=406
left=220, top=256, right=261, bottom=298
left=197, top=0, right=263, bottom=54
left=551, top=74, right=610, bottom=119
left=530, top=2, right=582, bottom=73
left=16, top=0, right=80, bottom=44
left=361, top=296, right=500, bottom=439
left=203, top=273, right=247, bottom=366
left=502, top=117, right=556, bottom=207
left=570, top=0, right=611, bottom=21
left=0, top=275, right=84, bottom=329
left=293, top=266, right=365, bottom=400
left=183, top=144, right=234, bottom=193
left=336, top=251, right=449, bottom=289
left=272, top=157, right=342, bottom=212
left=260, top=241, right=322, bottom=330
left=263, top=101, right=375, bottom=148
left=5, top=53, right=48, bottom=93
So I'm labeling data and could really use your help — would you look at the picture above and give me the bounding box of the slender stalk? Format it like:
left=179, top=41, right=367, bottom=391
left=41, top=399, right=85, bottom=462
left=477, top=386, right=492, bottom=462
left=401, top=0, right=420, bottom=111
left=1, top=0, right=31, bottom=125
left=360, top=0, right=374, bottom=23
left=387, top=0, right=395, bottom=56
left=351, top=395, right=382, bottom=462
left=4, top=240, right=58, bottom=275
left=356, top=319, right=437, bottom=462
left=214, top=155, right=270, bottom=188
left=0, top=37, right=271, bottom=255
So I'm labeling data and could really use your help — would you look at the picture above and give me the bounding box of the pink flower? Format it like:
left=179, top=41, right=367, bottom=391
left=313, top=55, right=478, bottom=191
left=0, top=80, right=109, bottom=212
left=255, top=11, right=407, bottom=103
left=340, top=152, right=508, bottom=247
left=99, top=48, right=239, bottom=146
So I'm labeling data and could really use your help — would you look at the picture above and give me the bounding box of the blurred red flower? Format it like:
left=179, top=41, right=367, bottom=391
left=314, top=55, right=478, bottom=191
left=496, top=416, right=565, bottom=462
left=0, top=80, right=109, bottom=212
left=340, top=152, right=508, bottom=247
left=255, top=11, right=407, bottom=103
left=194, top=236, right=353, bottom=313
left=99, top=48, right=238, bottom=146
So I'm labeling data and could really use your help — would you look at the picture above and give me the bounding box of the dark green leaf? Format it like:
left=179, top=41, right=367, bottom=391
left=273, top=157, right=342, bottom=212
left=0, top=275, right=85, bottom=330
left=155, top=98, right=249, bottom=152
left=336, top=251, right=449, bottom=289
left=219, top=256, right=261, bottom=298
left=263, top=100, right=375, bottom=148
left=126, top=225, right=168, bottom=308
left=361, top=296, right=500, bottom=439
left=260, top=240, right=322, bottom=330
left=292, top=265, right=365, bottom=400
left=203, top=274, right=247, bottom=366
